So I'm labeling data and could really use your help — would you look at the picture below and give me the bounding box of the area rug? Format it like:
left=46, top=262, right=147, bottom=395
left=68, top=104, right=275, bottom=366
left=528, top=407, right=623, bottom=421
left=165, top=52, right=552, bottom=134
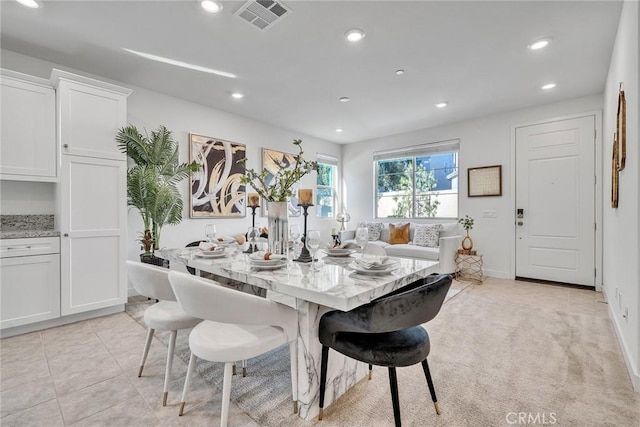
left=125, top=283, right=467, bottom=425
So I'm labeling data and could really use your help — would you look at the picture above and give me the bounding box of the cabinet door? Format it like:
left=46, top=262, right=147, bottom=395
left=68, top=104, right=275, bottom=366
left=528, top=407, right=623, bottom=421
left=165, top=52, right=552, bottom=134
left=0, top=74, right=56, bottom=180
left=1, top=254, right=61, bottom=329
left=57, top=79, right=128, bottom=161
left=60, top=156, right=127, bottom=315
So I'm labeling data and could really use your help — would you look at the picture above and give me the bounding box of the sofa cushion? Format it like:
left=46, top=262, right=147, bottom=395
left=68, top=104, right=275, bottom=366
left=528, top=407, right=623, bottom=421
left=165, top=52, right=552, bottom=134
left=385, top=244, right=439, bottom=261
left=358, top=221, right=385, bottom=240
left=388, top=223, right=410, bottom=244
left=439, top=222, right=461, bottom=238
left=413, top=224, right=442, bottom=247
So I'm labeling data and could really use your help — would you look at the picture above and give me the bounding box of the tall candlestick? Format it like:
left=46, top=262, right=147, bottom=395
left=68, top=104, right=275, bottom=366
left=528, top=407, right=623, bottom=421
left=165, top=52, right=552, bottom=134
left=294, top=202, right=314, bottom=263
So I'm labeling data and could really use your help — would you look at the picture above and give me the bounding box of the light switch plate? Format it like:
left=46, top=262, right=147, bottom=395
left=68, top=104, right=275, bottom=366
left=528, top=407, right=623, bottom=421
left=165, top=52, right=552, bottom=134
left=482, top=210, right=497, bottom=218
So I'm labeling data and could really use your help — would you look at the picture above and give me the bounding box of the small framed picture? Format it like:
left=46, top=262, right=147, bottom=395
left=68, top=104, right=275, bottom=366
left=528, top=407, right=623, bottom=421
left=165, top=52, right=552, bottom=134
left=468, top=165, right=502, bottom=197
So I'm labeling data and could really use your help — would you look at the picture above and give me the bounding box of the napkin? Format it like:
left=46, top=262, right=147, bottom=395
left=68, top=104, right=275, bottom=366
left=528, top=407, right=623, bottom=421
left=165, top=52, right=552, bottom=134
left=354, top=257, right=395, bottom=270
left=338, top=242, right=360, bottom=250
left=249, top=251, right=286, bottom=261
left=198, top=242, right=222, bottom=251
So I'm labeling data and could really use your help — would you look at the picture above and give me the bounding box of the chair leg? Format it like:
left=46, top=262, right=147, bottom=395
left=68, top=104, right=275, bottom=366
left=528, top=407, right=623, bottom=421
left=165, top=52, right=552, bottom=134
left=221, top=362, right=234, bottom=427
left=369, top=364, right=373, bottom=380
left=163, top=330, right=177, bottom=406
left=388, top=367, right=402, bottom=427
left=179, top=352, right=196, bottom=416
left=138, top=328, right=155, bottom=377
left=318, top=345, right=329, bottom=421
left=289, top=341, right=298, bottom=414
left=421, top=359, right=441, bottom=415
left=242, top=359, right=247, bottom=377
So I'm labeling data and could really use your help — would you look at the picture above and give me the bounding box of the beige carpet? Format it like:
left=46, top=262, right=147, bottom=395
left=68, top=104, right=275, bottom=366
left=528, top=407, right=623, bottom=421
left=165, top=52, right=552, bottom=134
left=127, top=278, right=640, bottom=426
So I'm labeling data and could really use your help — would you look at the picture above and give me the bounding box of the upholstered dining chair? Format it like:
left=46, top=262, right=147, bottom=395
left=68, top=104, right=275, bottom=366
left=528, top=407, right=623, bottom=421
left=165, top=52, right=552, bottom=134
left=317, top=274, right=452, bottom=426
left=363, top=243, right=387, bottom=257
left=126, top=261, right=202, bottom=406
left=168, top=270, right=299, bottom=427
left=185, top=240, right=205, bottom=275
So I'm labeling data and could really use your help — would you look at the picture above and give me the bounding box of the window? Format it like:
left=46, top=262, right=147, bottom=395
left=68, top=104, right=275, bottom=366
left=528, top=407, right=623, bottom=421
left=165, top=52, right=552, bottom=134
left=316, top=155, right=338, bottom=218
left=374, top=140, right=459, bottom=219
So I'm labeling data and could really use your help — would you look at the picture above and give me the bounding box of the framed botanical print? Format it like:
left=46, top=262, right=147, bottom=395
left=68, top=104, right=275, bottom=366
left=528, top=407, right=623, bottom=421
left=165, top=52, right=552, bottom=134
left=190, top=134, right=246, bottom=217
left=467, top=165, right=502, bottom=197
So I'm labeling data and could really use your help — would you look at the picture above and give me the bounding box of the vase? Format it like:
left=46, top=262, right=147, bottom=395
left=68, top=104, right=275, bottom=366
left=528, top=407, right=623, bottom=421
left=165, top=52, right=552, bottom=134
left=461, top=230, right=473, bottom=251
left=267, top=201, right=289, bottom=256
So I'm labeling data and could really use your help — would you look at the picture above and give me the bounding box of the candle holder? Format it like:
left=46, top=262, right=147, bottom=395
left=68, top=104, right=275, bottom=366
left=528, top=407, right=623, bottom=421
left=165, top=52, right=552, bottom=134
left=294, top=203, right=314, bottom=263
left=244, top=205, right=260, bottom=254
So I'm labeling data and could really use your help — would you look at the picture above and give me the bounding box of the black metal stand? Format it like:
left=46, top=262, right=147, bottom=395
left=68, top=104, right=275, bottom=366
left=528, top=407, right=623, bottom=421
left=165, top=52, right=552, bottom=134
left=295, top=203, right=314, bottom=263
left=244, top=205, right=259, bottom=254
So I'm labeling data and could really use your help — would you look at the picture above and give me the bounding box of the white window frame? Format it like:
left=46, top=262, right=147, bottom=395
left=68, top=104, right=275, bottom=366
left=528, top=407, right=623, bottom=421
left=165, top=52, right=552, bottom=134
left=374, top=139, right=460, bottom=219
left=316, top=154, right=338, bottom=218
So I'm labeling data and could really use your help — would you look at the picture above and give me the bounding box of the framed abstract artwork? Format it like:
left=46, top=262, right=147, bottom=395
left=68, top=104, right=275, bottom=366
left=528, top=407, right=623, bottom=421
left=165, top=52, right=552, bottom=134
left=189, top=134, right=246, bottom=218
left=261, top=148, right=301, bottom=217
left=617, top=83, right=626, bottom=171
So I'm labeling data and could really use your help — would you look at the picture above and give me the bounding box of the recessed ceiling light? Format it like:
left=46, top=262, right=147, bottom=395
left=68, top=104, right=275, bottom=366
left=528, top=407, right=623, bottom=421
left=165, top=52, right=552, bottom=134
left=336, top=128, right=344, bottom=133
left=345, top=29, right=365, bottom=43
left=528, top=38, right=551, bottom=50
left=231, top=92, right=244, bottom=99
left=339, top=97, right=351, bottom=103
left=122, top=48, right=236, bottom=79
left=15, top=0, right=41, bottom=8
left=435, top=102, right=448, bottom=108
left=395, top=69, right=405, bottom=75
left=542, top=83, right=556, bottom=90
left=200, top=0, right=222, bottom=13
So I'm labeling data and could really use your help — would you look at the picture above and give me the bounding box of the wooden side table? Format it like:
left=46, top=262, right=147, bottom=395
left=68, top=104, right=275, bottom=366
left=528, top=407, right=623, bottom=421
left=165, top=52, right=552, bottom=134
left=456, top=253, right=483, bottom=284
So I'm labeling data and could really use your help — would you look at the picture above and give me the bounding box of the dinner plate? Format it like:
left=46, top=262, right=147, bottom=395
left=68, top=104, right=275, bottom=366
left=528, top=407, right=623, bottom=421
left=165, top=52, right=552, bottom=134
left=349, top=262, right=398, bottom=275
left=249, top=258, right=285, bottom=266
left=323, top=249, right=355, bottom=257
left=195, top=250, right=228, bottom=259
left=251, top=263, right=286, bottom=271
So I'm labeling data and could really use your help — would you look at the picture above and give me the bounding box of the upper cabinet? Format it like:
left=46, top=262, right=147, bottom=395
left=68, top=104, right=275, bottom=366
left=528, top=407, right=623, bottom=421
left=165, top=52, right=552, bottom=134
left=51, top=69, right=132, bottom=161
left=0, top=69, right=57, bottom=181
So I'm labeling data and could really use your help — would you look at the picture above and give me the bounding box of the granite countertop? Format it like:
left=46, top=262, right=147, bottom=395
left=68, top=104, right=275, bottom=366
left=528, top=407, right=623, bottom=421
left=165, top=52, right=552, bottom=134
left=0, top=214, right=60, bottom=240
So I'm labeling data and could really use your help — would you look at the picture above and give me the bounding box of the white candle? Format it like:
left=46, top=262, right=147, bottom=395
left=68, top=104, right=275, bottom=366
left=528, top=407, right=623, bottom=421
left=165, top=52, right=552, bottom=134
left=298, top=189, right=313, bottom=205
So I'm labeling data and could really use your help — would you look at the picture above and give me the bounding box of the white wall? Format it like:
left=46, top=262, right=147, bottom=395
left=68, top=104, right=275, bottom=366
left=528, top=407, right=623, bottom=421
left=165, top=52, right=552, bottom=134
left=602, top=0, right=639, bottom=390
left=0, top=181, right=55, bottom=215
left=343, top=94, right=603, bottom=279
left=0, top=49, right=342, bottom=263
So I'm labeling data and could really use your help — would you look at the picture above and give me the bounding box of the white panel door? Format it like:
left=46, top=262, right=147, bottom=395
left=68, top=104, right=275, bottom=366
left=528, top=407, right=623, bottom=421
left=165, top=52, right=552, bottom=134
left=0, top=72, right=57, bottom=179
left=57, top=79, right=128, bottom=161
left=515, top=116, right=595, bottom=286
left=60, top=156, right=127, bottom=315
left=1, top=254, right=61, bottom=329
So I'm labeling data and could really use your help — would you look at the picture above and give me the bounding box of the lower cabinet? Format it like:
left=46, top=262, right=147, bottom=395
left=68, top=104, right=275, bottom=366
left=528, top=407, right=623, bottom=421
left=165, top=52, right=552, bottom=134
left=0, top=238, right=61, bottom=329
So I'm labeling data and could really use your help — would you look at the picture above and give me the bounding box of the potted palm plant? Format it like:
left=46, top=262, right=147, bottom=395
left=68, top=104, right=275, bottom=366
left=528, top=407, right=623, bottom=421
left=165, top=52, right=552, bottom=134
left=116, top=125, right=199, bottom=266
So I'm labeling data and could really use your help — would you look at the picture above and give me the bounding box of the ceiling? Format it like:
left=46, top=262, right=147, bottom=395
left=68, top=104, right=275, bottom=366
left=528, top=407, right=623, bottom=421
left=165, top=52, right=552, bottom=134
left=0, top=1, right=623, bottom=144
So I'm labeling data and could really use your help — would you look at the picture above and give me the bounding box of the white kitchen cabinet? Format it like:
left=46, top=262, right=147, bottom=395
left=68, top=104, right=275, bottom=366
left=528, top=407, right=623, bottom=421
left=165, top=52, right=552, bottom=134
left=51, top=69, right=131, bottom=161
left=1, top=237, right=61, bottom=329
left=0, top=69, right=57, bottom=181
left=52, top=70, right=131, bottom=316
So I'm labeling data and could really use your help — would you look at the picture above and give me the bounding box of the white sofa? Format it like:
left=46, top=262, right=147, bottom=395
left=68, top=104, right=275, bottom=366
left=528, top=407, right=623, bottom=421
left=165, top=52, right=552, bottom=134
left=339, top=222, right=463, bottom=274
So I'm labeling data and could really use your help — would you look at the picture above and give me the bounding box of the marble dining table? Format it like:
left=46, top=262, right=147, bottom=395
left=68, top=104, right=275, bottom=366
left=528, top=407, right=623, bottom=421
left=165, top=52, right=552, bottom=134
left=164, top=246, right=439, bottom=420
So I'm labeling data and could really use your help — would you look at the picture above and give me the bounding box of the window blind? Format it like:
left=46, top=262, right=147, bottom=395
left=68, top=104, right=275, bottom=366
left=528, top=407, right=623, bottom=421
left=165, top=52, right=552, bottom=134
left=373, top=139, right=460, bottom=161
left=317, top=153, right=338, bottom=165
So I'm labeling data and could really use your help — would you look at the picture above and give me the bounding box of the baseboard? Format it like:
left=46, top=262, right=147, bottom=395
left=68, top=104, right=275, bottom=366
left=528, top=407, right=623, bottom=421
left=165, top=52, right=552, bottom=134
left=0, top=305, right=124, bottom=338
left=604, top=287, right=640, bottom=391
left=482, top=269, right=511, bottom=279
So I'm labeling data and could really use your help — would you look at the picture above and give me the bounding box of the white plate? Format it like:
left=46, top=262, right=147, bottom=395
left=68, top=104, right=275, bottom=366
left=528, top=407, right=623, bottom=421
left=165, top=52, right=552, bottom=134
left=250, top=258, right=285, bottom=266
left=251, top=262, right=286, bottom=270
left=323, top=249, right=355, bottom=257
left=195, top=250, right=228, bottom=259
left=349, top=262, right=398, bottom=275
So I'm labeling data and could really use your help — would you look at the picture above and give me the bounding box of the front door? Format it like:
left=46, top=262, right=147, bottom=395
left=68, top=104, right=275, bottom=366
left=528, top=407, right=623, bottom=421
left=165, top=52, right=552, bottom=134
left=515, top=115, right=595, bottom=287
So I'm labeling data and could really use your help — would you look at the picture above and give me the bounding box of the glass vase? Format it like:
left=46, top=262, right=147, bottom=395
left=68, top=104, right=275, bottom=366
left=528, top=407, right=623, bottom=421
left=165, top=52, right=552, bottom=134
left=267, top=201, right=289, bottom=256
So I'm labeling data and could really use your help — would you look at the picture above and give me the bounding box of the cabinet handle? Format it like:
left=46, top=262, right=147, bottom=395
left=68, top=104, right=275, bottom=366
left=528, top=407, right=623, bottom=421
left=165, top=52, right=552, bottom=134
left=63, top=233, right=69, bottom=237
left=7, top=246, right=31, bottom=250
left=63, top=144, right=69, bottom=148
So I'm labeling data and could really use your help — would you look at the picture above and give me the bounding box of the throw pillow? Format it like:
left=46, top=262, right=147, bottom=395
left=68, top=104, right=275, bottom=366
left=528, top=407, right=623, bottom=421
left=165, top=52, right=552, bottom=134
left=357, top=221, right=385, bottom=241
left=388, top=223, right=410, bottom=244
left=413, top=224, right=442, bottom=247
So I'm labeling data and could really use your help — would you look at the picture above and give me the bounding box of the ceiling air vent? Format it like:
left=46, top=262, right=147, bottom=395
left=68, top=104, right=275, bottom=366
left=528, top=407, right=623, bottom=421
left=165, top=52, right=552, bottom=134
left=234, top=0, right=291, bottom=31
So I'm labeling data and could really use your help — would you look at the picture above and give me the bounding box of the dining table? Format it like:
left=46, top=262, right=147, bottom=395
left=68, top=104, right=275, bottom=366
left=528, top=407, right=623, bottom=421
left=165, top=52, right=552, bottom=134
left=163, top=245, right=440, bottom=420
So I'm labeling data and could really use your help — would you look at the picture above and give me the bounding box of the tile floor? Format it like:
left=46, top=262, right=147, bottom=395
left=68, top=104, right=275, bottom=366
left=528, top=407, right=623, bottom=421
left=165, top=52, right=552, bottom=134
left=0, top=278, right=630, bottom=426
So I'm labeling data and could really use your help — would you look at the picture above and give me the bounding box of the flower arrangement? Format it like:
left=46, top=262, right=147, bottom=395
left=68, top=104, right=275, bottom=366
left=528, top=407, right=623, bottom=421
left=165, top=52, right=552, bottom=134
left=238, top=139, right=319, bottom=202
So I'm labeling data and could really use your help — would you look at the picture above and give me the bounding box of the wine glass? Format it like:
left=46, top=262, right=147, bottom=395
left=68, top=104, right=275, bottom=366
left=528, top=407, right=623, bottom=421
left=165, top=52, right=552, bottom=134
left=247, top=226, right=260, bottom=252
left=355, top=227, right=369, bottom=255
left=289, top=224, right=301, bottom=258
left=205, top=224, right=217, bottom=243
left=306, top=230, right=321, bottom=271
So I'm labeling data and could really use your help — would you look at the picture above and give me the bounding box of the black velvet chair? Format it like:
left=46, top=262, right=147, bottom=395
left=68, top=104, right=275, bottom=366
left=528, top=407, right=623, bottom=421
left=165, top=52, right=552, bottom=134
left=318, top=274, right=453, bottom=426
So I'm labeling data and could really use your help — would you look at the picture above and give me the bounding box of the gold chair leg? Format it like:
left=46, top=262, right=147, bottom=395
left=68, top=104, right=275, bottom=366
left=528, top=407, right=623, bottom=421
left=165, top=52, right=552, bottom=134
left=138, top=366, right=144, bottom=377
left=179, top=402, right=185, bottom=416
left=232, top=364, right=237, bottom=375
left=242, top=367, right=247, bottom=377
left=163, top=391, right=168, bottom=407
left=293, top=401, right=298, bottom=414
left=434, top=402, right=441, bottom=415
left=318, top=407, right=324, bottom=421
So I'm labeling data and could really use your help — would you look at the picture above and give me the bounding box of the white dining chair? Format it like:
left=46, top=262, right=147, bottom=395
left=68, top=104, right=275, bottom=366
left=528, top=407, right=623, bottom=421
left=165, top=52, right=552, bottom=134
left=126, top=261, right=202, bottom=406
left=363, top=243, right=387, bottom=257
left=168, top=270, right=299, bottom=427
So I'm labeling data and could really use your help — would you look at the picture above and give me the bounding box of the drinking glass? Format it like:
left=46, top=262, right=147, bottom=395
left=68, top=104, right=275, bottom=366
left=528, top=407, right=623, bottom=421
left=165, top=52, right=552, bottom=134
left=289, top=224, right=301, bottom=258
left=306, top=230, right=321, bottom=271
left=205, top=224, right=217, bottom=242
left=355, top=227, right=369, bottom=255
